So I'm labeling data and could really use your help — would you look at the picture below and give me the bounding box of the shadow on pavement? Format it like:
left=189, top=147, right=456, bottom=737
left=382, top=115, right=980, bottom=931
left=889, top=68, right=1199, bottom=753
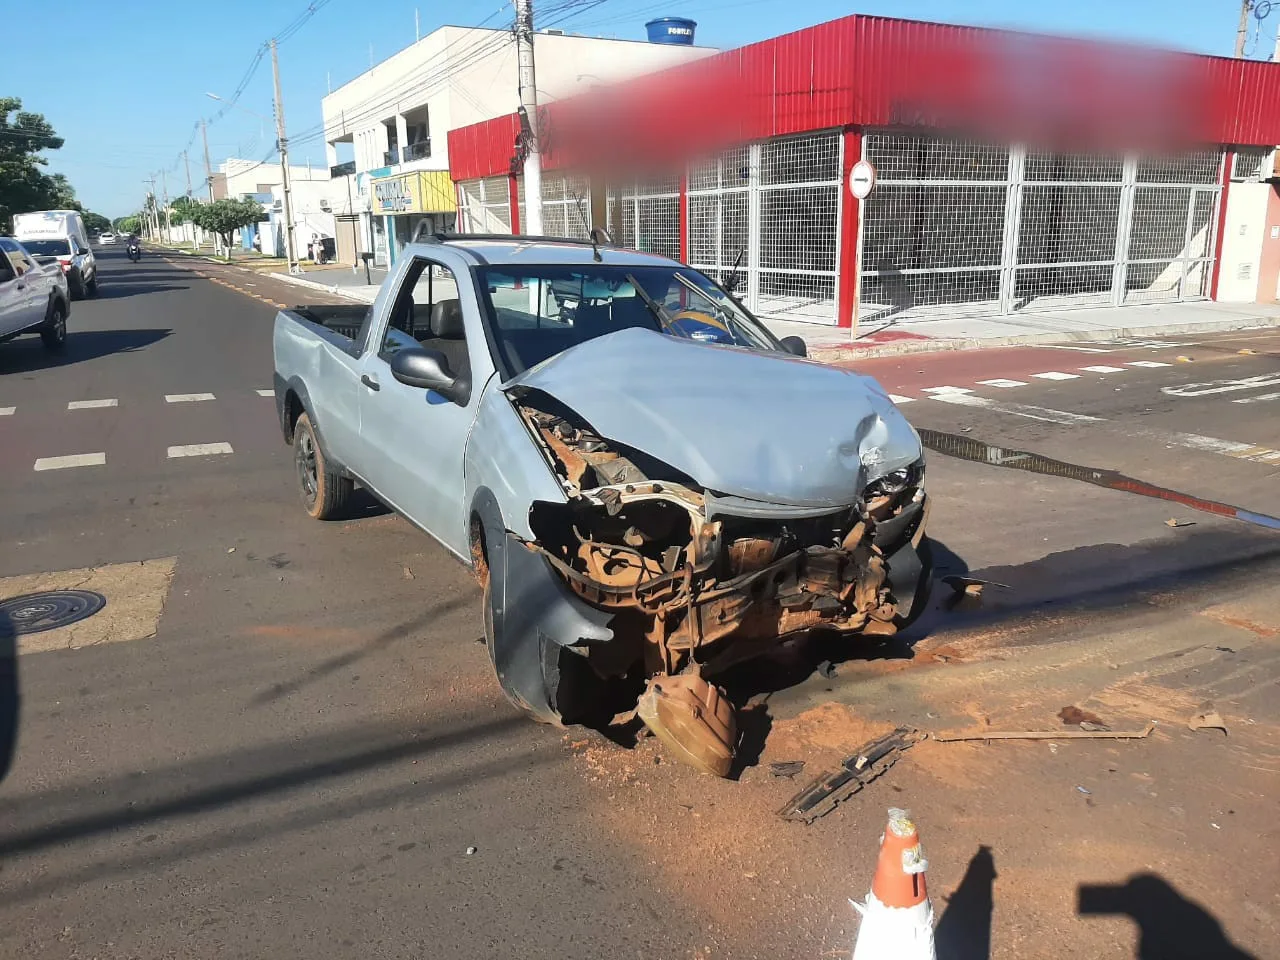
left=0, top=328, right=170, bottom=374
left=1078, top=874, right=1259, bottom=959
left=935, top=845, right=995, bottom=960
left=95, top=278, right=190, bottom=299
left=0, top=612, right=16, bottom=786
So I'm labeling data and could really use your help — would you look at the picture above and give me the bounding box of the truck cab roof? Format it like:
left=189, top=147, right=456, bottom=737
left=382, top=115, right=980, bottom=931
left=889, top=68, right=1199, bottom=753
left=407, top=234, right=678, bottom=269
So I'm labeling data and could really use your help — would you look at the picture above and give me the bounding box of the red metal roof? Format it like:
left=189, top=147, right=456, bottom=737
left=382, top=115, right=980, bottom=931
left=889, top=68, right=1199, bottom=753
left=448, top=14, right=1280, bottom=181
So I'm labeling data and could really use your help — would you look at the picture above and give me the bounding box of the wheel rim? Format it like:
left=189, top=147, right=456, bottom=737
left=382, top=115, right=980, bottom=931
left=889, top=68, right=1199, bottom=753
left=295, top=428, right=318, bottom=503
left=52, top=309, right=65, bottom=340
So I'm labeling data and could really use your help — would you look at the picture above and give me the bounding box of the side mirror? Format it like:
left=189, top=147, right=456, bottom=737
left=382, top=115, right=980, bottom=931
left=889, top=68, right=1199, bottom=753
left=780, top=335, right=807, bottom=358
left=389, top=346, right=470, bottom=404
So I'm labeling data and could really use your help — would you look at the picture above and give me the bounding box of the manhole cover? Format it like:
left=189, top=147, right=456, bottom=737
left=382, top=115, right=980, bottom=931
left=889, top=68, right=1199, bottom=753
left=0, top=590, right=107, bottom=635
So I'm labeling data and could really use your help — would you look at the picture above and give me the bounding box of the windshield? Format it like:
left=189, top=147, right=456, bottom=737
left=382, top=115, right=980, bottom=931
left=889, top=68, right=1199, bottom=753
left=478, top=264, right=783, bottom=377
left=18, top=239, right=72, bottom=257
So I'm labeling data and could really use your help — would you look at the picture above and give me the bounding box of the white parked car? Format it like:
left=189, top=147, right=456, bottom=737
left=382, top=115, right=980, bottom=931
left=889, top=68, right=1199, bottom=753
left=12, top=210, right=97, bottom=299
left=0, top=237, right=71, bottom=350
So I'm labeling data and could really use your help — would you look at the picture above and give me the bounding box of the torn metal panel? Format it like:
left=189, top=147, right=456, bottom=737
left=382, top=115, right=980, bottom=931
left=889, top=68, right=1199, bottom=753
left=779, top=727, right=924, bottom=824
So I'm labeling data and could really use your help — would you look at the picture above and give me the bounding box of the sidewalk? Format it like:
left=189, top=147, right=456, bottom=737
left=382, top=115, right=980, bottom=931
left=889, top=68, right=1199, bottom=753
left=267, top=265, right=1280, bottom=359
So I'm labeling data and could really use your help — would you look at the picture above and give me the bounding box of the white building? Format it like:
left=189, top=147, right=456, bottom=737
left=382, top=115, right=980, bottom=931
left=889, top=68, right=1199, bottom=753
left=257, top=179, right=364, bottom=262
left=214, top=157, right=331, bottom=201
left=322, top=24, right=715, bottom=265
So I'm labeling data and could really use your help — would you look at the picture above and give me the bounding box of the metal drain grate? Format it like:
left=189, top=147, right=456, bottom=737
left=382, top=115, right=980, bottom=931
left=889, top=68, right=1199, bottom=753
left=0, top=590, right=107, bottom=635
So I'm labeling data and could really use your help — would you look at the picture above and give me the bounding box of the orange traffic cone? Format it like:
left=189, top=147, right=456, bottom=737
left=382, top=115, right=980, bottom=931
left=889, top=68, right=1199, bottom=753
left=850, top=808, right=936, bottom=960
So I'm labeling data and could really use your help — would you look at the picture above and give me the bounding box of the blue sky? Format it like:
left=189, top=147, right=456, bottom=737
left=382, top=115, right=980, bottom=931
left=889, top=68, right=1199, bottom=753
left=1, top=0, right=1272, bottom=217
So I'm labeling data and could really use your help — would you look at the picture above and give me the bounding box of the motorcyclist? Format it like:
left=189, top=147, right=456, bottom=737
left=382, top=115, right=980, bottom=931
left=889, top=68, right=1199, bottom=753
left=126, top=232, right=142, bottom=260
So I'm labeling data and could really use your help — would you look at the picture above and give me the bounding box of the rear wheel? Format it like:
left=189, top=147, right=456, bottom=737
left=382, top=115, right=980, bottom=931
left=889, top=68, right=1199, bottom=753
left=86, top=274, right=98, bottom=296
left=68, top=271, right=84, bottom=300
left=41, top=301, right=66, bottom=350
left=293, top=411, right=352, bottom=519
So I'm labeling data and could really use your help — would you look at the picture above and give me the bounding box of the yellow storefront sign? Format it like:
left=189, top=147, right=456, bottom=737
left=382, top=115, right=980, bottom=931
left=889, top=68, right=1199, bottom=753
left=369, top=170, right=456, bottom=216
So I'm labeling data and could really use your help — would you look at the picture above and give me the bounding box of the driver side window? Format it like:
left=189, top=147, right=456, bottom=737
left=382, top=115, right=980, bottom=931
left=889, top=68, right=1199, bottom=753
left=380, top=257, right=469, bottom=378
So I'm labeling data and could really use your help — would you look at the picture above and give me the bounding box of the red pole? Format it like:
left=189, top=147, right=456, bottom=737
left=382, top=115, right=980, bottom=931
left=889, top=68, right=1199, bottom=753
left=836, top=127, right=862, bottom=329
left=508, top=173, right=522, bottom=235
left=1209, top=150, right=1233, bottom=301
left=678, top=171, right=689, bottom=263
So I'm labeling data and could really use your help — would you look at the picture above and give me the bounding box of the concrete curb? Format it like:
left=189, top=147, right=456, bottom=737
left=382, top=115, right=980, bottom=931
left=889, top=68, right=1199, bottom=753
left=267, top=271, right=379, bottom=303
left=807, top=315, right=1280, bottom=362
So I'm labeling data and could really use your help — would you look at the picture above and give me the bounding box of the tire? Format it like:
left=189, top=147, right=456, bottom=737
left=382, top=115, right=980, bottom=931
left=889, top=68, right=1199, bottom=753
left=68, top=271, right=84, bottom=300
left=41, top=300, right=67, bottom=350
left=293, top=411, right=352, bottom=519
left=86, top=274, right=98, bottom=296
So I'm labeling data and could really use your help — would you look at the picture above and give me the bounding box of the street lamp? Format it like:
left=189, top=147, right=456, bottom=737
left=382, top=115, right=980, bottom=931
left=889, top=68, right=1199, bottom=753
left=205, top=92, right=272, bottom=123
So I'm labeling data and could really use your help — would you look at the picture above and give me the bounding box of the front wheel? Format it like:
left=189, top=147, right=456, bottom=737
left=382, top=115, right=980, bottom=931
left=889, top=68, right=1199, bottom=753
left=41, top=301, right=67, bottom=350
left=293, top=411, right=353, bottom=519
left=86, top=275, right=98, bottom=296
left=68, top=271, right=84, bottom=300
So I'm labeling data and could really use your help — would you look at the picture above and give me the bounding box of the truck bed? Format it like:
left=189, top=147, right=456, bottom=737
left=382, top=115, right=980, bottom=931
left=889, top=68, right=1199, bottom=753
left=287, top=303, right=370, bottom=343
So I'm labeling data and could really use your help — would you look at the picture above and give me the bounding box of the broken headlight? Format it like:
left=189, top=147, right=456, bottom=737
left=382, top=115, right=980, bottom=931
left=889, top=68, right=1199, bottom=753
left=863, top=459, right=924, bottom=501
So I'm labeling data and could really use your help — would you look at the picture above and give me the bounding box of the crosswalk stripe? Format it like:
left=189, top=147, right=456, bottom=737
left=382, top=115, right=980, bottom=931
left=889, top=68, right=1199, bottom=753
left=1127, top=361, right=1170, bottom=368
left=256, top=389, right=275, bottom=397
left=1232, top=391, right=1280, bottom=405
left=887, top=394, right=916, bottom=404
left=928, top=392, right=1104, bottom=425
left=976, top=379, right=1027, bottom=388
left=921, top=386, right=974, bottom=395
left=34, top=453, right=106, bottom=471
left=68, top=399, right=119, bottom=410
left=1031, top=371, right=1080, bottom=380
left=167, top=442, right=234, bottom=458
left=0, top=407, right=13, bottom=416
left=165, top=393, right=216, bottom=403
left=1080, top=365, right=1126, bottom=373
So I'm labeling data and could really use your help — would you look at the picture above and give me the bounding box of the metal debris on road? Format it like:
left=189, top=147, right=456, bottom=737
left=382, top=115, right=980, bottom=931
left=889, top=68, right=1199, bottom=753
left=934, top=722, right=1155, bottom=741
left=1164, top=518, right=1195, bottom=528
left=1188, top=710, right=1228, bottom=735
left=465, top=846, right=477, bottom=856
left=769, top=760, right=806, bottom=779
left=1076, top=785, right=1092, bottom=795
left=778, top=727, right=923, bottom=824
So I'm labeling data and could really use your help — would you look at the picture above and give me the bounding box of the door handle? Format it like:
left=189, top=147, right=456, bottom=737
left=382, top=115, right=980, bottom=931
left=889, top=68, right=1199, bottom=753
left=360, top=373, right=381, bottom=391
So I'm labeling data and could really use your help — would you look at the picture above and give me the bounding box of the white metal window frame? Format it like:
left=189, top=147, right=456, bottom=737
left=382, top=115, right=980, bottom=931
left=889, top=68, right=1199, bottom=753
left=857, top=132, right=1223, bottom=321
left=457, top=176, right=512, bottom=234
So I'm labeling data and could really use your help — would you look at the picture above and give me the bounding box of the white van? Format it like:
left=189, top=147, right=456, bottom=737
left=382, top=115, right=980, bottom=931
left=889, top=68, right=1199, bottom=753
left=12, top=210, right=98, bottom=299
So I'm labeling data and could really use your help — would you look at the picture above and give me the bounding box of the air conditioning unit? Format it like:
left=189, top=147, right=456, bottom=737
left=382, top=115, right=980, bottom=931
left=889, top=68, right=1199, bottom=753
left=319, top=200, right=332, bottom=212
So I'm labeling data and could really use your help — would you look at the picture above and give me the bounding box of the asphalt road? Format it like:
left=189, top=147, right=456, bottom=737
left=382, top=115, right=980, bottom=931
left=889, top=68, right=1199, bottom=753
left=0, top=249, right=1276, bottom=959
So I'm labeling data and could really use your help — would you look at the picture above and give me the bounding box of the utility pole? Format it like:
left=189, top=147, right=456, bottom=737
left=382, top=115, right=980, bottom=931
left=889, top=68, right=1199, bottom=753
left=1236, top=0, right=1253, bottom=58
left=183, top=150, right=193, bottom=197
left=272, top=38, right=301, bottom=273
left=161, top=169, right=173, bottom=241
left=200, top=119, right=215, bottom=202
left=514, top=0, right=542, bottom=235
left=144, top=178, right=158, bottom=239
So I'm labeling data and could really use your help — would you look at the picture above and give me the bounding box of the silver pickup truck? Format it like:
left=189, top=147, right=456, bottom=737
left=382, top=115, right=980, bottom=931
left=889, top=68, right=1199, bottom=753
left=273, top=234, right=930, bottom=775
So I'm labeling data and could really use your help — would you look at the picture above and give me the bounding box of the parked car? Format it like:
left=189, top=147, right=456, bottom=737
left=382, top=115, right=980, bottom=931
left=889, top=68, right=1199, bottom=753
left=0, top=237, right=71, bottom=349
left=12, top=210, right=97, bottom=299
left=99, top=232, right=117, bottom=244
left=272, top=235, right=930, bottom=775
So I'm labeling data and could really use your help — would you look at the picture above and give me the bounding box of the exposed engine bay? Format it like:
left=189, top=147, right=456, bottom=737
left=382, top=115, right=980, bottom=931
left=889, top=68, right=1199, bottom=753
left=510, top=390, right=930, bottom=776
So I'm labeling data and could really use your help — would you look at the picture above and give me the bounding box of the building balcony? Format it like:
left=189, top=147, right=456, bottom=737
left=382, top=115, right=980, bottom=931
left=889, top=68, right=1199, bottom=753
left=329, top=160, right=357, bottom=178
left=383, top=149, right=399, bottom=167
left=401, top=139, right=431, bottom=162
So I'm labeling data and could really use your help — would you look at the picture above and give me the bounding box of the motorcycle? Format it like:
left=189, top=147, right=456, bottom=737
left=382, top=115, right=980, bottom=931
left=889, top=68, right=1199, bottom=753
left=127, top=240, right=141, bottom=262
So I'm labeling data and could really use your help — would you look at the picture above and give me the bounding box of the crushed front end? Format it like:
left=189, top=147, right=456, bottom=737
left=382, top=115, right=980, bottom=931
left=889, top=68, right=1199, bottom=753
left=508, top=390, right=930, bottom=774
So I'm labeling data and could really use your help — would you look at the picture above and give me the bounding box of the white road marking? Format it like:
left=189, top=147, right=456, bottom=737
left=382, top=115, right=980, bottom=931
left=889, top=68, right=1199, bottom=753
left=167, top=442, right=234, bottom=458
left=1161, top=373, right=1280, bottom=398
left=34, top=452, right=106, bottom=471
left=165, top=393, right=216, bottom=403
left=1037, top=344, right=1115, bottom=353
left=67, top=399, right=119, bottom=410
left=928, top=392, right=1104, bottom=425
left=1127, top=361, right=1170, bottom=368
left=920, top=386, right=974, bottom=395
left=256, top=389, right=274, bottom=397
left=1232, top=391, right=1280, bottom=404
left=887, top=394, right=916, bottom=404
left=1031, top=371, right=1080, bottom=380
left=1135, top=429, right=1280, bottom=464
left=1080, top=365, right=1127, bottom=373
left=0, top=407, right=13, bottom=416
left=977, top=378, right=1027, bottom=388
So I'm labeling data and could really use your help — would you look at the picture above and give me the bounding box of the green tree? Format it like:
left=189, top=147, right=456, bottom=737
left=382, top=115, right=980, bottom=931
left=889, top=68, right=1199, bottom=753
left=0, top=97, right=73, bottom=227
left=83, top=211, right=112, bottom=233
left=116, top=216, right=141, bottom=235
left=167, top=195, right=201, bottom=224
left=190, top=197, right=264, bottom=257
